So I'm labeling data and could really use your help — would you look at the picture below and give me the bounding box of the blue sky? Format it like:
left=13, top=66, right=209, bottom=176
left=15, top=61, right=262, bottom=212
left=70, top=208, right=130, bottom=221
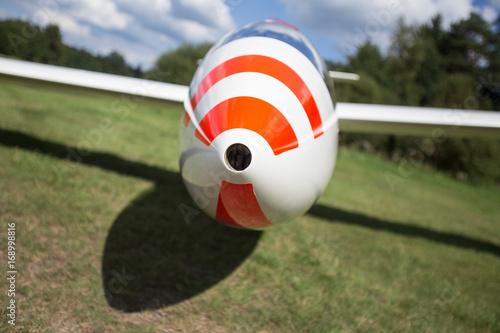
left=1, top=0, right=498, bottom=69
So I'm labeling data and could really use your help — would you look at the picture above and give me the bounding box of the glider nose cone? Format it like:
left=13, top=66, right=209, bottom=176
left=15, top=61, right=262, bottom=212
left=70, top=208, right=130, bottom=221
left=205, top=137, right=274, bottom=229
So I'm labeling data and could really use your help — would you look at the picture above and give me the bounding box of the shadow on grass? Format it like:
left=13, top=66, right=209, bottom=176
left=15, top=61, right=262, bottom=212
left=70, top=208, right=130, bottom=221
left=102, top=183, right=262, bottom=312
left=308, top=204, right=500, bottom=257
left=0, top=128, right=262, bottom=312
left=3, top=127, right=499, bottom=311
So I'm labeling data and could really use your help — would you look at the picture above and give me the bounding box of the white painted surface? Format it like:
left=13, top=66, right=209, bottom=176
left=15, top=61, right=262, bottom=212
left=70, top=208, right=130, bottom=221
left=0, top=57, right=188, bottom=102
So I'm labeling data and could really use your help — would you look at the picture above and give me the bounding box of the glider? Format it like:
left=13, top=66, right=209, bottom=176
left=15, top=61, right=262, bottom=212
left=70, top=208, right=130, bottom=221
left=1, top=19, right=499, bottom=229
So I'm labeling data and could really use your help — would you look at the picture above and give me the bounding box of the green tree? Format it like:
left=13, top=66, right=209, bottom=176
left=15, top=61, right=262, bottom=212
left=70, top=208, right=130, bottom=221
left=346, top=41, right=389, bottom=87
left=442, top=13, right=495, bottom=73
left=387, top=18, right=445, bottom=106
left=43, top=24, right=63, bottom=65
left=441, top=13, right=500, bottom=110
left=334, top=42, right=397, bottom=106
left=100, top=51, right=133, bottom=76
left=60, top=45, right=104, bottom=71
left=333, top=14, right=500, bottom=183
left=0, top=19, right=141, bottom=77
left=0, top=19, right=46, bottom=62
left=146, top=43, right=213, bottom=85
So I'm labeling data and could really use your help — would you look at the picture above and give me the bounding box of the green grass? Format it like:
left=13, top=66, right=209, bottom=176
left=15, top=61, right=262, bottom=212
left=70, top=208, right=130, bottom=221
left=0, top=80, right=499, bottom=332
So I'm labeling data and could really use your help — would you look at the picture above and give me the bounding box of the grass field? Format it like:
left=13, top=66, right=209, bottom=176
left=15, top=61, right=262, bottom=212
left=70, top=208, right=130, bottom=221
left=0, top=80, right=499, bottom=332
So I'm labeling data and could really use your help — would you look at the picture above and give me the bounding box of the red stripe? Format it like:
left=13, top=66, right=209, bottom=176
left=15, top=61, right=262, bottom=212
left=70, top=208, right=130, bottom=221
left=188, top=55, right=323, bottom=138
left=195, top=96, right=298, bottom=156
left=267, top=17, right=299, bottom=30
left=216, top=181, right=272, bottom=229
left=182, top=111, right=191, bottom=127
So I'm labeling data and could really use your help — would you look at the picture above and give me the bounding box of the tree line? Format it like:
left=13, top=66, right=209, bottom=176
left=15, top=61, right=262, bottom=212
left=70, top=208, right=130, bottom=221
left=0, top=19, right=142, bottom=77
left=329, top=13, right=500, bottom=184
left=1, top=15, right=499, bottom=184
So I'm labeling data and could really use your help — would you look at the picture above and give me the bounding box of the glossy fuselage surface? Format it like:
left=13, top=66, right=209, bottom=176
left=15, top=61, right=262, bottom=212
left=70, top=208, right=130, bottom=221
left=179, top=20, right=338, bottom=229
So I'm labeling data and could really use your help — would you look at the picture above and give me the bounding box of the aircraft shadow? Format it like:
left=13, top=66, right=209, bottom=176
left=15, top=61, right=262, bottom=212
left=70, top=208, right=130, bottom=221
left=102, top=183, right=262, bottom=312
left=2, top=128, right=499, bottom=312
left=308, top=204, right=500, bottom=257
left=0, top=128, right=262, bottom=312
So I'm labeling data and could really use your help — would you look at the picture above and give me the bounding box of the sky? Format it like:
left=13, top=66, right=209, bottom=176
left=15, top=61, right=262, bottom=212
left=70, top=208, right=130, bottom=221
left=1, top=0, right=499, bottom=69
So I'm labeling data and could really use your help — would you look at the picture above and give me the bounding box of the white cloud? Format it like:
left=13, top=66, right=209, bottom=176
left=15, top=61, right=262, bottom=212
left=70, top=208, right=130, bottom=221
left=480, top=6, right=498, bottom=23
left=281, top=0, right=493, bottom=57
left=2, top=0, right=236, bottom=68
left=115, top=0, right=235, bottom=43
left=3, top=0, right=495, bottom=67
left=73, top=0, right=131, bottom=30
left=35, top=9, right=91, bottom=37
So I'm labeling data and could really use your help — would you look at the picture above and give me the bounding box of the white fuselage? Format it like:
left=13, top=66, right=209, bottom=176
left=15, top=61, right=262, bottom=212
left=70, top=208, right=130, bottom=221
left=179, top=20, right=339, bottom=229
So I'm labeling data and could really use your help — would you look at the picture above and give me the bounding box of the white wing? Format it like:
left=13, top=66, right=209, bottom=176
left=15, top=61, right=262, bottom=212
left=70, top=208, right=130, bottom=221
left=329, top=71, right=360, bottom=82
left=336, top=103, right=500, bottom=138
left=0, top=57, right=188, bottom=102
left=1, top=58, right=499, bottom=138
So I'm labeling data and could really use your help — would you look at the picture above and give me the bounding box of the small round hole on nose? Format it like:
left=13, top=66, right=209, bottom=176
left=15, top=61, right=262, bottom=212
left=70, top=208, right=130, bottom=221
left=225, top=143, right=252, bottom=171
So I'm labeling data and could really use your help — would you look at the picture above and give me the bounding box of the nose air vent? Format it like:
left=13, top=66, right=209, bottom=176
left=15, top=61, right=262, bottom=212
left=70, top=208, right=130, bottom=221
left=225, top=143, right=252, bottom=171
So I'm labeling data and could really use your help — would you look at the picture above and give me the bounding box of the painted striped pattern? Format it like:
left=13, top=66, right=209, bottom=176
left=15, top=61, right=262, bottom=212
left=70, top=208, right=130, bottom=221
left=216, top=181, right=272, bottom=228
left=183, top=36, right=334, bottom=156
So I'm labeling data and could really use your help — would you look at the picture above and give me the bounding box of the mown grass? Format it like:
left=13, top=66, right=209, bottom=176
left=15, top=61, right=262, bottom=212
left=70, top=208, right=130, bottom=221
left=0, top=80, right=499, bottom=332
